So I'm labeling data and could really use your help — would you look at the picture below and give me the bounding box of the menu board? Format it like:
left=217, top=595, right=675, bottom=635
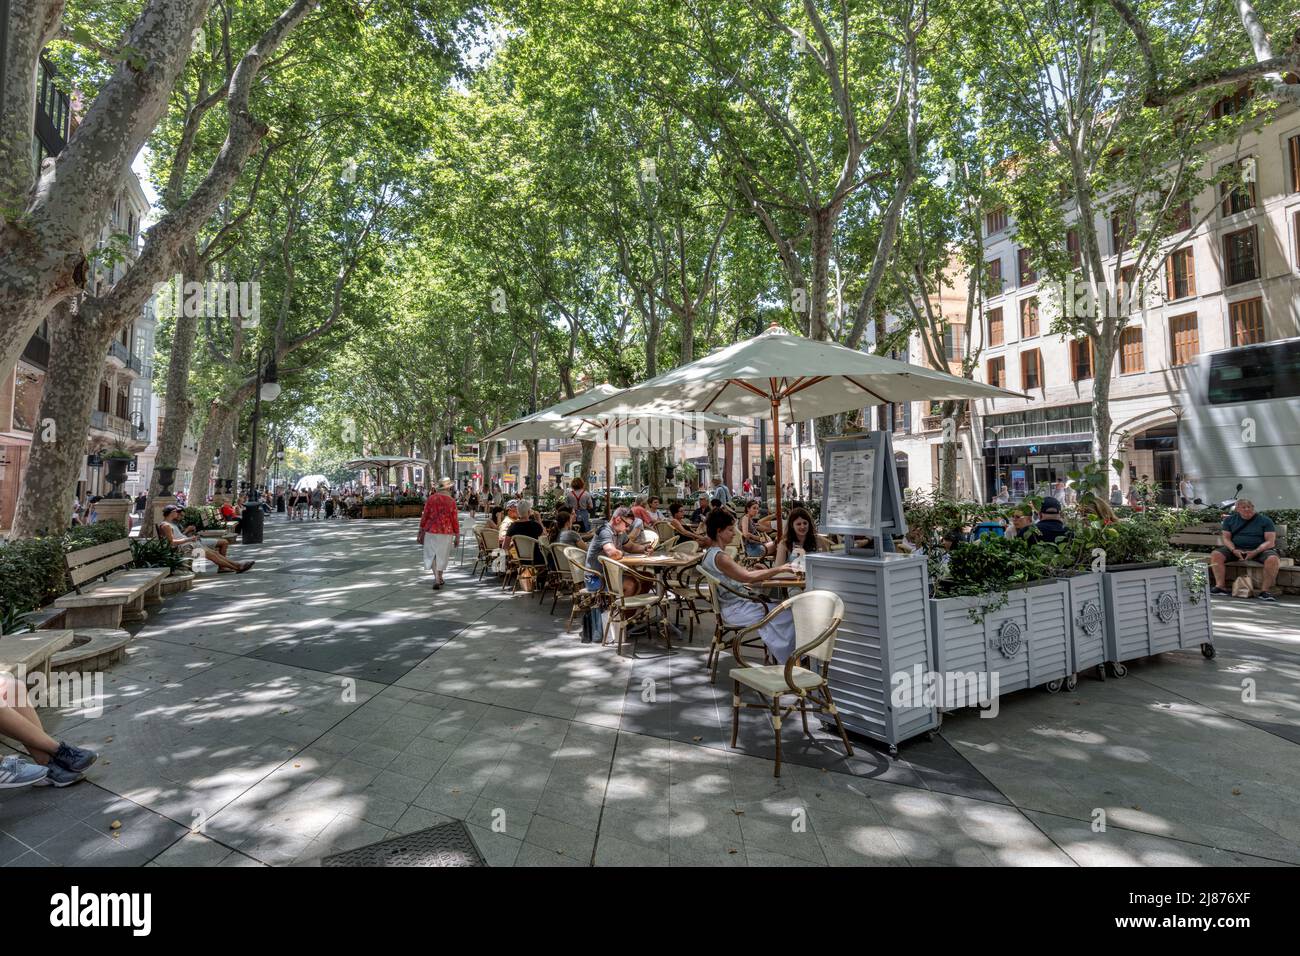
left=818, top=431, right=907, bottom=549
left=825, top=447, right=876, bottom=529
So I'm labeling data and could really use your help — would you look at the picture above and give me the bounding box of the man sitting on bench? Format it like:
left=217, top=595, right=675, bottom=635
left=1210, top=499, right=1280, bottom=602
left=159, top=505, right=253, bottom=574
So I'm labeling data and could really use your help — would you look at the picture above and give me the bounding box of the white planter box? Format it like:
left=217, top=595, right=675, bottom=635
left=1062, top=571, right=1107, bottom=680
left=1102, top=565, right=1214, bottom=675
left=930, top=578, right=1072, bottom=702
left=804, top=551, right=939, bottom=754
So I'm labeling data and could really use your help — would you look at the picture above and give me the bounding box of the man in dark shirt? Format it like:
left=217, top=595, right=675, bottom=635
left=504, top=499, right=546, bottom=565
left=1211, top=499, right=1280, bottom=601
left=1034, top=497, right=1073, bottom=544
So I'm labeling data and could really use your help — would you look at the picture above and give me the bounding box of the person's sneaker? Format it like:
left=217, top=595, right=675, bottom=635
left=53, top=741, right=97, bottom=773
left=34, top=762, right=84, bottom=788
left=1256, top=591, right=1278, bottom=603
left=1210, top=586, right=1231, bottom=596
left=236, top=560, right=256, bottom=573
left=0, top=755, right=48, bottom=789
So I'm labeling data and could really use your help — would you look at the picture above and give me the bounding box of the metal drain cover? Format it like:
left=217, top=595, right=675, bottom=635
left=322, top=821, right=487, bottom=867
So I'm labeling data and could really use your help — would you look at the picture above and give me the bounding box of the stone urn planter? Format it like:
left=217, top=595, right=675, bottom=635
left=155, top=467, right=177, bottom=495
left=103, top=456, right=131, bottom=497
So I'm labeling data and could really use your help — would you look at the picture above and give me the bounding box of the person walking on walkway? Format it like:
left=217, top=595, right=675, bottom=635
left=565, top=477, right=594, bottom=532
left=419, top=477, right=460, bottom=590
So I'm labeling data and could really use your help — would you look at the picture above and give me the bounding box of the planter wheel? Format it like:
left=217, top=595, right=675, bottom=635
left=924, top=731, right=938, bottom=742
left=1064, top=674, right=1079, bottom=692
left=1201, top=642, right=1216, bottom=660
left=1045, top=678, right=1064, bottom=694
left=1095, top=664, right=1107, bottom=682
left=1108, top=661, right=1129, bottom=678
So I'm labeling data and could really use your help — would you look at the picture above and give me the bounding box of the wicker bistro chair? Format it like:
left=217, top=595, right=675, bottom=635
left=654, top=535, right=679, bottom=554
left=663, top=549, right=707, bottom=642
left=698, top=568, right=773, bottom=684
left=545, top=541, right=579, bottom=613
left=471, top=526, right=490, bottom=578
left=654, top=520, right=676, bottom=544
left=597, top=556, right=671, bottom=656
left=727, top=590, right=854, bottom=778
left=562, top=545, right=602, bottom=632
left=507, top=535, right=543, bottom=593
left=479, top=527, right=502, bottom=582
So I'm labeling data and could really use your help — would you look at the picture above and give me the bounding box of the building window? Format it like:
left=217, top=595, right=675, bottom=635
left=987, top=307, right=1004, bottom=347
left=1290, top=135, right=1300, bottom=193
left=1212, top=86, right=1252, bottom=119
left=943, top=324, right=966, bottom=362
left=986, top=207, right=1008, bottom=234
left=1165, top=247, right=1196, bottom=300
left=1229, top=297, right=1264, bottom=346
left=1222, top=226, right=1259, bottom=285
left=1019, top=297, right=1039, bottom=338
left=1021, top=348, right=1042, bottom=390
left=1169, top=313, right=1199, bottom=366
left=1118, top=265, right=1137, bottom=312
left=1070, top=338, right=1093, bottom=381
left=1119, top=327, right=1145, bottom=374
left=1017, top=248, right=1036, bottom=285
left=1066, top=228, right=1081, bottom=269
left=987, top=356, right=1006, bottom=388
left=1219, top=158, right=1257, bottom=216
left=986, top=257, right=1003, bottom=292
left=1169, top=200, right=1192, bottom=233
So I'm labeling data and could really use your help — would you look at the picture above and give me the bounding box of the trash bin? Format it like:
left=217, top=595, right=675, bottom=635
left=241, top=500, right=265, bottom=544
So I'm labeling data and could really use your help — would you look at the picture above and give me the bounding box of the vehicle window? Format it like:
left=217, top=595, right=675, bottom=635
left=1207, top=341, right=1300, bottom=404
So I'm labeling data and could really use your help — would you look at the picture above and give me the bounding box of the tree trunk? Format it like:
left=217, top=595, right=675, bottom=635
left=579, top=439, right=596, bottom=488
left=807, top=208, right=833, bottom=339
left=188, top=402, right=228, bottom=501
left=8, top=300, right=106, bottom=538
left=147, top=252, right=201, bottom=515
left=1092, top=336, right=1116, bottom=463
left=0, top=0, right=213, bottom=377
left=648, top=448, right=665, bottom=497
left=939, top=398, right=959, bottom=499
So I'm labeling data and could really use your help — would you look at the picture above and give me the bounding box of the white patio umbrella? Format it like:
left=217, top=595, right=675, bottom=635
left=568, top=325, right=1027, bottom=536
left=484, top=384, right=746, bottom=516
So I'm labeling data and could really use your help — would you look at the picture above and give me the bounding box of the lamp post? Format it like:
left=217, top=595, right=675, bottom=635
left=241, top=346, right=279, bottom=544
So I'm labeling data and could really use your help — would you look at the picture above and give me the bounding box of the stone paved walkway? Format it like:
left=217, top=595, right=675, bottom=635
left=2, top=516, right=1298, bottom=866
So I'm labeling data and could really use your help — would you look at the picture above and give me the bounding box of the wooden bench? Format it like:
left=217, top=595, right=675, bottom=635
left=1170, top=522, right=1289, bottom=564
left=0, top=629, right=75, bottom=686
left=52, top=539, right=170, bottom=629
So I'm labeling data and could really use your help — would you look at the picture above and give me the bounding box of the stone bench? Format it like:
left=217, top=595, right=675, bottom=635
left=0, top=629, right=75, bottom=686
left=53, top=539, right=170, bottom=629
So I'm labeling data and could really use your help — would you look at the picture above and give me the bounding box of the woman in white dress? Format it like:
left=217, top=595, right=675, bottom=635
left=699, top=509, right=799, bottom=662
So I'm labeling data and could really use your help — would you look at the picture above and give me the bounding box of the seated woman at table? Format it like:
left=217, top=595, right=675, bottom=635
left=667, top=501, right=706, bottom=544
left=773, top=507, right=820, bottom=567
left=551, top=508, right=583, bottom=547
left=738, top=499, right=773, bottom=559
left=700, top=509, right=799, bottom=662
left=483, top=506, right=505, bottom=532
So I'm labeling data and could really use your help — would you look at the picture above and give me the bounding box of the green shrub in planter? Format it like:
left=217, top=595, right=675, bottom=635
left=131, top=537, right=187, bottom=572
left=65, top=521, right=127, bottom=551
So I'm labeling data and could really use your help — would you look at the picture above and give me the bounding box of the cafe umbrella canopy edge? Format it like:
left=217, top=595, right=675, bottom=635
left=565, top=325, right=1028, bottom=538
left=482, top=384, right=747, bottom=517
left=343, top=455, right=424, bottom=492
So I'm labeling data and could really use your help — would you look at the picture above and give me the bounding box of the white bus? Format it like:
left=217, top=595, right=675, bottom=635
left=1179, top=337, right=1300, bottom=510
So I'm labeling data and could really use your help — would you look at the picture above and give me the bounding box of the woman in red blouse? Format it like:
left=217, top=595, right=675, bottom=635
left=419, top=477, right=461, bottom=589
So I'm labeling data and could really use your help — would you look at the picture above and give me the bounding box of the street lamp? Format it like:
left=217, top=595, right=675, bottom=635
left=242, top=347, right=278, bottom=544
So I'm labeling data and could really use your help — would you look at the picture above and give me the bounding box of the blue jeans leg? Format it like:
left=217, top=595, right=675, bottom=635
left=584, top=574, right=604, bottom=643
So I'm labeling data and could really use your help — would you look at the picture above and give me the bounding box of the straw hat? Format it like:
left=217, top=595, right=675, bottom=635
left=437, top=477, right=454, bottom=490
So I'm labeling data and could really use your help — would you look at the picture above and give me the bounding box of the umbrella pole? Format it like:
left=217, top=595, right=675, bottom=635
left=771, top=397, right=783, bottom=544
left=605, top=439, right=612, bottom=518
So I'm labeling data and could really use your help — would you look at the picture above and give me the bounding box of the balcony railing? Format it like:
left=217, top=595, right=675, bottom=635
left=108, top=341, right=130, bottom=364
left=90, top=410, right=146, bottom=444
